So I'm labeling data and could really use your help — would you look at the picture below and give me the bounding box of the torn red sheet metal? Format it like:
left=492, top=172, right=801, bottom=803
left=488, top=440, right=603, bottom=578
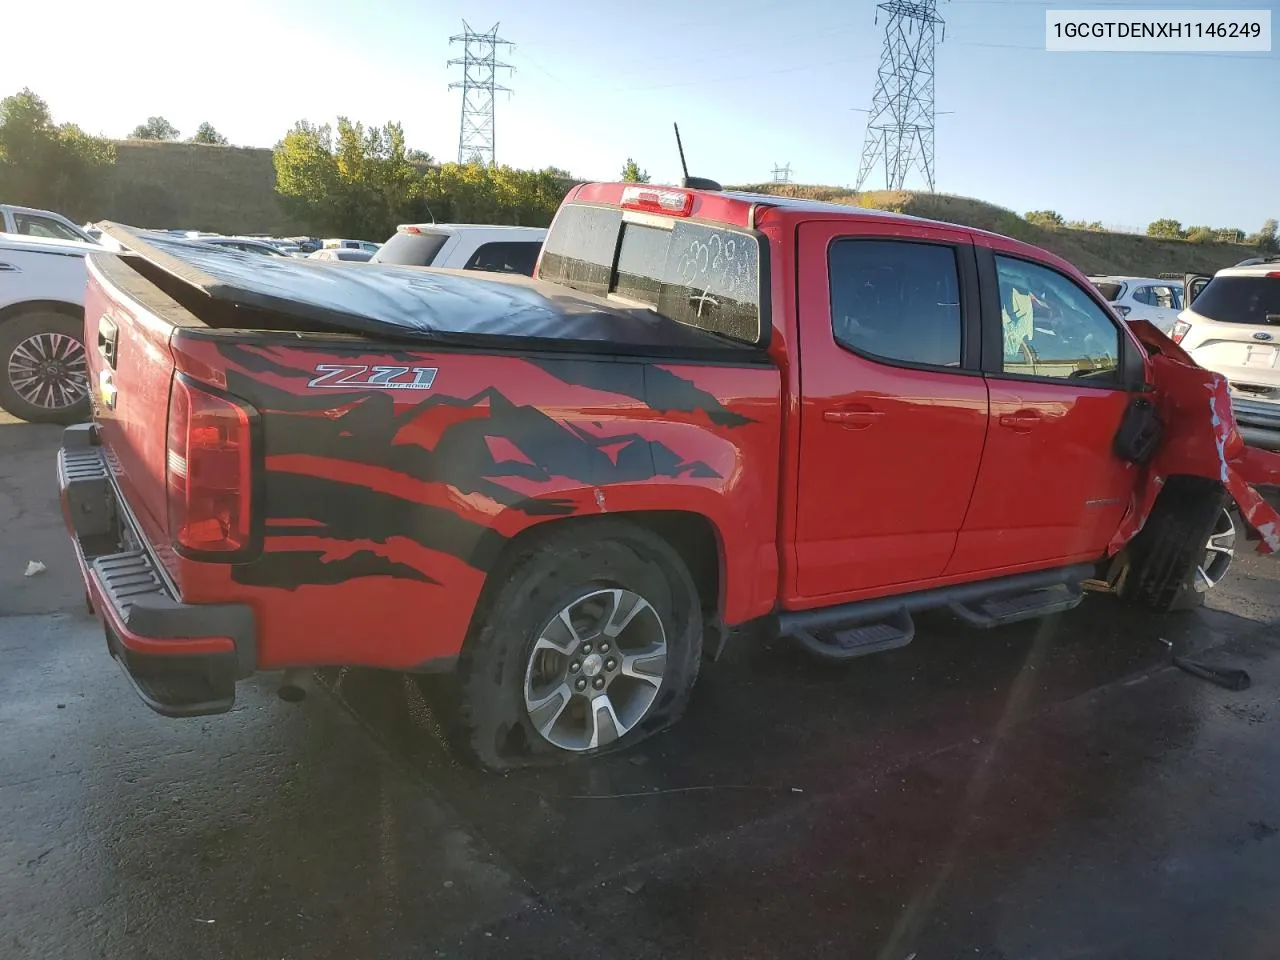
left=1109, top=320, right=1280, bottom=556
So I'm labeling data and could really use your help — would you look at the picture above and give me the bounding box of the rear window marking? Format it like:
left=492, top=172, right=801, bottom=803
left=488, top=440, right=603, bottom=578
left=538, top=203, right=764, bottom=345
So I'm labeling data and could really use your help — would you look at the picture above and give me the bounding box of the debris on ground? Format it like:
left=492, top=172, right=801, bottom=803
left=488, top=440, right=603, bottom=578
left=24, top=560, right=46, bottom=577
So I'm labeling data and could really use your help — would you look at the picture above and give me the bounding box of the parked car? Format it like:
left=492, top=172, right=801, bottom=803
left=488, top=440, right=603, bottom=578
left=323, top=238, right=382, bottom=255
left=371, top=223, right=545, bottom=275
left=309, top=248, right=374, bottom=262
left=197, top=236, right=294, bottom=257
left=1, top=204, right=99, bottom=245
left=1088, top=275, right=1184, bottom=333
left=1173, top=258, right=1280, bottom=450
left=58, top=185, right=1279, bottom=771
left=0, top=234, right=95, bottom=423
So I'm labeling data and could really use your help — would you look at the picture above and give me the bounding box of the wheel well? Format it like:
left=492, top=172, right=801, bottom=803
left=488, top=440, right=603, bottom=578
left=487, top=511, right=724, bottom=621
left=0, top=300, right=84, bottom=326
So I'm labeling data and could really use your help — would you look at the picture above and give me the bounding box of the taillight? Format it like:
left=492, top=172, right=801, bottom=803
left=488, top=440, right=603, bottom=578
left=620, top=185, right=694, bottom=217
left=166, top=375, right=254, bottom=555
left=1170, top=320, right=1192, bottom=343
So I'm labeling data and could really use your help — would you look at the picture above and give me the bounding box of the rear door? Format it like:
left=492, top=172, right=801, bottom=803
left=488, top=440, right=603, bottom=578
left=948, top=244, right=1137, bottom=574
left=791, top=219, right=989, bottom=601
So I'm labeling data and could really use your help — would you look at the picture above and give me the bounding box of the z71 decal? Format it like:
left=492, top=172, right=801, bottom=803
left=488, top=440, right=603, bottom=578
left=307, top=364, right=438, bottom=390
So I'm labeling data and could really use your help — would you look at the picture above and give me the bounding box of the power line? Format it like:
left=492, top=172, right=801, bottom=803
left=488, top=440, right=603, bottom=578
left=447, top=21, right=514, bottom=166
left=856, top=1, right=947, bottom=193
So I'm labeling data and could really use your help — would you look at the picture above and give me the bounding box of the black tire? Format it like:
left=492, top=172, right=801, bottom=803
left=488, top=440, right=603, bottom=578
left=0, top=311, right=90, bottom=424
left=455, top=520, right=703, bottom=771
left=1120, top=475, right=1228, bottom=612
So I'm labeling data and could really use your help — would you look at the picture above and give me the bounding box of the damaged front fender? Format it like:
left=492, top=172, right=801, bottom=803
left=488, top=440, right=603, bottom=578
left=1109, top=320, right=1280, bottom=557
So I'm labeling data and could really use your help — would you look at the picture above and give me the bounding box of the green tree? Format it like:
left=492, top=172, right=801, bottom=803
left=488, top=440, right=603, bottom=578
left=274, top=115, right=572, bottom=238
left=274, top=117, right=432, bottom=239
left=1065, top=220, right=1105, bottom=231
left=1186, top=225, right=1215, bottom=244
left=1024, top=210, right=1064, bottom=228
left=130, top=116, right=180, bottom=140
left=189, top=122, right=228, bottom=145
left=1246, top=218, right=1278, bottom=254
left=0, top=88, right=115, bottom=218
left=1146, top=218, right=1185, bottom=240
left=620, top=158, right=650, bottom=183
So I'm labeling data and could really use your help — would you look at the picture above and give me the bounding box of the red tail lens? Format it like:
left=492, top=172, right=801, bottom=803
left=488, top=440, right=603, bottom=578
left=166, top=376, right=253, bottom=554
left=1170, top=320, right=1192, bottom=343
left=620, top=186, right=694, bottom=217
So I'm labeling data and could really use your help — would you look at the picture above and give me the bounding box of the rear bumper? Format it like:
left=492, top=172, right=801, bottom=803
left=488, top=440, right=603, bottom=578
left=57, top=423, right=257, bottom=717
left=1231, top=395, right=1280, bottom=452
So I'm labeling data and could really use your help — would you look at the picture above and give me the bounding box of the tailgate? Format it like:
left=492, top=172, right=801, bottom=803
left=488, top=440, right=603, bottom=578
left=83, top=253, right=180, bottom=579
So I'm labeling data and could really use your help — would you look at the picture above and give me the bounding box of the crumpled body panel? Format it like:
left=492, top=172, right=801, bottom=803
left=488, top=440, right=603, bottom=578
left=1109, top=320, right=1280, bottom=556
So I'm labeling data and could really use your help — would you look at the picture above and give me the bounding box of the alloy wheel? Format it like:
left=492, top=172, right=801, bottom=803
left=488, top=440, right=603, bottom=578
left=522, top=588, right=667, bottom=752
left=1194, top=507, right=1236, bottom=592
left=6, top=332, right=88, bottom=411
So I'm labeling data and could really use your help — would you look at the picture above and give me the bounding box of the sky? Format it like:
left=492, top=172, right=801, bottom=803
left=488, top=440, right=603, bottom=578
left=3, top=0, right=1277, bottom=231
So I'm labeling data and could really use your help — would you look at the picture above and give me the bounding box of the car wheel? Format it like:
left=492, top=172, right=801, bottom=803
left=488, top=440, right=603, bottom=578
left=1119, top=475, right=1229, bottom=612
left=0, top=311, right=90, bottom=425
left=456, top=521, right=703, bottom=770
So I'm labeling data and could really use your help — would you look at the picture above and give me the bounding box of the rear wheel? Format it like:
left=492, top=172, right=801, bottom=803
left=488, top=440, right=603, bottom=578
left=1119, top=476, right=1230, bottom=612
left=456, top=521, right=703, bottom=770
left=0, top=312, right=90, bottom=424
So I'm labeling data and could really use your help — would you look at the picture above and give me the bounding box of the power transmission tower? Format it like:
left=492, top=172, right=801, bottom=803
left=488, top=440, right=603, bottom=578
left=855, top=1, right=946, bottom=192
left=447, top=21, right=514, bottom=166
left=771, top=163, right=793, bottom=184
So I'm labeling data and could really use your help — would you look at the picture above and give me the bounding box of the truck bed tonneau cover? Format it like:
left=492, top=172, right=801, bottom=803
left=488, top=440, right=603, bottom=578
left=97, top=222, right=764, bottom=362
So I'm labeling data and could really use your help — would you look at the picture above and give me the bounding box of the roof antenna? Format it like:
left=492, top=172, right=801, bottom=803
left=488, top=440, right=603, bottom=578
left=673, top=122, right=722, bottom=192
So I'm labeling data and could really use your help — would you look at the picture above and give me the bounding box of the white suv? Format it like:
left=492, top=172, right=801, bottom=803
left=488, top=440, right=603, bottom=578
left=1172, top=258, right=1280, bottom=450
left=1088, top=275, right=1185, bottom=333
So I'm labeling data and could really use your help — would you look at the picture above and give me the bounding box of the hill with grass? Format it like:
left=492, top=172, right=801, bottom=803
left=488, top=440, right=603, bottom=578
left=96, top=140, right=306, bottom=235
left=733, top=183, right=1256, bottom=278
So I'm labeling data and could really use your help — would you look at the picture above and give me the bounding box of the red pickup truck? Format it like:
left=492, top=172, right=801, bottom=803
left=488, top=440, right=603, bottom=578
left=58, top=182, right=1280, bottom=768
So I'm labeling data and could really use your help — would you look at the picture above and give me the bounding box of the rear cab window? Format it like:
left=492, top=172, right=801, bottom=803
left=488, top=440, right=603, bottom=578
left=373, top=228, right=451, bottom=267
left=537, top=204, right=765, bottom=345
left=465, top=241, right=542, bottom=276
left=1191, top=275, right=1280, bottom=326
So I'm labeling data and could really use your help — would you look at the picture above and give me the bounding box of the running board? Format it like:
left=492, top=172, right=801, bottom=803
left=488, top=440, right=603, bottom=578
left=791, top=608, right=915, bottom=662
left=777, top=563, right=1095, bottom=661
left=947, top=583, right=1084, bottom=629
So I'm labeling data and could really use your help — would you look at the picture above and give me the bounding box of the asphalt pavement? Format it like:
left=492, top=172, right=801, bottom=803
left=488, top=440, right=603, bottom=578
left=5, top=412, right=1280, bottom=959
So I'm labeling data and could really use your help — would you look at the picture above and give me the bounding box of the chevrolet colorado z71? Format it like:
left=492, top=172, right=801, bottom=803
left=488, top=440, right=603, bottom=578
left=58, top=182, right=1280, bottom=768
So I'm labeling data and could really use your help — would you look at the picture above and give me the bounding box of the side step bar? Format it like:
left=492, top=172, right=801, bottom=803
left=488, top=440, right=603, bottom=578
left=779, top=563, right=1094, bottom=662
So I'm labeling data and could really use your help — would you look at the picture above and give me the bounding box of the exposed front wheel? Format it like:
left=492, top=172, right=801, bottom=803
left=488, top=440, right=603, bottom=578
left=1120, top=476, right=1230, bottom=612
left=457, top=521, right=703, bottom=770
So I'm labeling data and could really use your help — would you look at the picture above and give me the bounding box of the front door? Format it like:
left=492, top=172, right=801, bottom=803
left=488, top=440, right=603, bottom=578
left=947, top=247, right=1137, bottom=575
left=791, top=220, right=990, bottom=603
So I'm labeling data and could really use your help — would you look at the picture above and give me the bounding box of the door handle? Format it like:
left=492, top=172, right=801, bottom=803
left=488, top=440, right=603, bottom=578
left=823, top=408, right=884, bottom=430
left=998, top=410, right=1042, bottom=432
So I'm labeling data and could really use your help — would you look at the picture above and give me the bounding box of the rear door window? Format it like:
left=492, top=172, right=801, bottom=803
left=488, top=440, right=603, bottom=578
left=464, top=241, right=542, bottom=276
left=1190, top=276, right=1280, bottom=326
left=373, top=229, right=450, bottom=266
left=828, top=239, right=963, bottom=368
left=537, top=203, right=764, bottom=344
